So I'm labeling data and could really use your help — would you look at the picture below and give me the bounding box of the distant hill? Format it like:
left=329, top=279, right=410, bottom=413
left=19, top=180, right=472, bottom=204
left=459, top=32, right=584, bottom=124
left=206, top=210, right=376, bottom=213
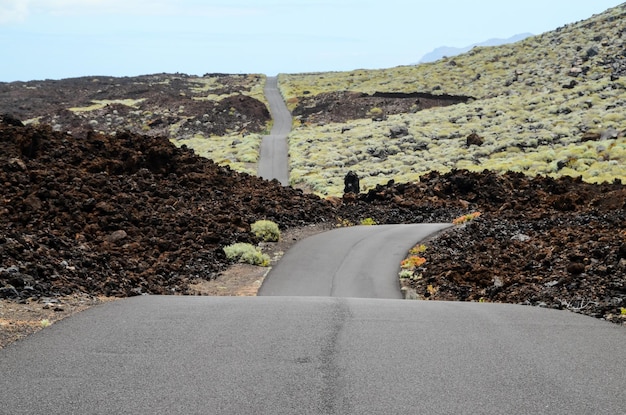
left=419, top=33, right=533, bottom=63
left=278, top=2, right=626, bottom=193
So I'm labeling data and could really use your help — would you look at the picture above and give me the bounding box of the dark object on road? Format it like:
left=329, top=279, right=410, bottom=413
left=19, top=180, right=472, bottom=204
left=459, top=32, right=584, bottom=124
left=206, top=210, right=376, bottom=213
left=344, top=171, right=360, bottom=194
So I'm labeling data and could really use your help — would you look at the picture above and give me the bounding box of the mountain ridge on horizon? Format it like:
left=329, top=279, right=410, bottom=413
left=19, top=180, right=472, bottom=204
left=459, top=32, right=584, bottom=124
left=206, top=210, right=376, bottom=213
left=419, top=32, right=534, bottom=63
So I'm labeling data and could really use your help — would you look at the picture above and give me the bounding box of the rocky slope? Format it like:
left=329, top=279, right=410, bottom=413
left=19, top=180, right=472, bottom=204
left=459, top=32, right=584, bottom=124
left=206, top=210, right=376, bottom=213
left=1, top=117, right=624, bottom=324
left=0, top=73, right=269, bottom=139
left=0, top=118, right=332, bottom=298
left=352, top=171, right=626, bottom=324
left=292, top=91, right=472, bottom=124
left=279, top=3, right=626, bottom=194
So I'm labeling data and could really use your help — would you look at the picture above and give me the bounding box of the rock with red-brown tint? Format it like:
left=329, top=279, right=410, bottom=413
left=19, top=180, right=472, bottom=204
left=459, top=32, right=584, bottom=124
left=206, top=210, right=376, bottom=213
left=0, top=74, right=271, bottom=139
left=581, top=131, right=601, bottom=142
left=567, top=262, right=586, bottom=275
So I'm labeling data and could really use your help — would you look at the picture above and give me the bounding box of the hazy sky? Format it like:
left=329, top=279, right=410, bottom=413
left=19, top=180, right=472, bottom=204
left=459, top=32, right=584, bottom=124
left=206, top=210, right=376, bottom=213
left=0, top=0, right=622, bottom=81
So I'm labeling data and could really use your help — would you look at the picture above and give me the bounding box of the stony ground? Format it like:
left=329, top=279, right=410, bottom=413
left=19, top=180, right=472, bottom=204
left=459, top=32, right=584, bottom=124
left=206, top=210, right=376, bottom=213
left=2, top=88, right=625, bottom=347
left=0, top=73, right=270, bottom=139
left=0, top=224, right=332, bottom=348
left=359, top=171, right=626, bottom=325
left=292, top=91, right=471, bottom=124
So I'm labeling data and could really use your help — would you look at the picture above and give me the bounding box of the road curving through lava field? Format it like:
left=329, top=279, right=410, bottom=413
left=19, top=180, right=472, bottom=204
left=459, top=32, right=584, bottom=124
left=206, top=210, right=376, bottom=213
left=258, top=223, right=452, bottom=298
left=1, top=77, right=624, bottom=414
left=1, top=184, right=624, bottom=415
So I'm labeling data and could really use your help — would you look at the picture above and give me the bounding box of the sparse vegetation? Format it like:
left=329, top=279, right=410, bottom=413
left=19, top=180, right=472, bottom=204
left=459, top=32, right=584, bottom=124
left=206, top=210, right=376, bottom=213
left=398, top=269, right=415, bottom=280
left=335, top=218, right=355, bottom=227
left=69, top=98, right=146, bottom=113
left=277, top=4, right=626, bottom=196
left=399, top=243, right=428, bottom=282
left=177, top=133, right=263, bottom=175
left=400, top=255, right=427, bottom=269
left=223, top=243, right=271, bottom=267
left=360, top=217, right=377, bottom=226
left=251, top=220, right=281, bottom=242
left=452, top=212, right=481, bottom=225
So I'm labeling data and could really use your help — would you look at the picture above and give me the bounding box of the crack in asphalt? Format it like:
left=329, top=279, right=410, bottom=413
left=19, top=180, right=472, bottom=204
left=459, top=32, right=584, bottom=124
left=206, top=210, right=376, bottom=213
left=319, top=299, right=352, bottom=414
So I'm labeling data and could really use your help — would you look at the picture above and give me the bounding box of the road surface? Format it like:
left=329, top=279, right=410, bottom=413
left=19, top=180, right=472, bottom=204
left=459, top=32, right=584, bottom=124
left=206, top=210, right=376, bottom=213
left=259, top=224, right=451, bottom=298
left=0, top=295, right=623, bottom=414
left=258, top=76, right=291, bottom=185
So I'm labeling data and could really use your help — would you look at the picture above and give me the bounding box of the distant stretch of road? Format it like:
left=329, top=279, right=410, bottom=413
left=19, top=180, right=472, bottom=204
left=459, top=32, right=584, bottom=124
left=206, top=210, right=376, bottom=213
left=257, top=76, right=291, bottom=185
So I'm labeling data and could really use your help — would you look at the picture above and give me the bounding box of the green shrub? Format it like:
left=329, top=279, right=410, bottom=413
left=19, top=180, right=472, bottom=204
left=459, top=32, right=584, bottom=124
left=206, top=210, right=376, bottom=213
left=360, top=217, right=377, bottom=226
left=251, top=220, right=281, bottom=242
left=398, top=269, right=414, bottom=279
left=223, top=243, right=270, bottom=267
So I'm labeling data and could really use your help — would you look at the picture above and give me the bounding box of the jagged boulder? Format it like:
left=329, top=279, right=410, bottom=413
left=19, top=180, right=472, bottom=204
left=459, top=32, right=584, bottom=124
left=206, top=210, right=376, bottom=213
left=389, top=125, right=409, bottom=138
left=466, top=132, right=484, bottom=147
left=0, top=113, right=24, bottom=127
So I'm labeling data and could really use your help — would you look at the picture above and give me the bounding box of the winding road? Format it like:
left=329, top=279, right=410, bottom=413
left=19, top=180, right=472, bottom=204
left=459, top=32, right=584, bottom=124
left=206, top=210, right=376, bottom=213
left=259, top=224, right=451, bottom=298
left=0, top=77, right=624, bottom=414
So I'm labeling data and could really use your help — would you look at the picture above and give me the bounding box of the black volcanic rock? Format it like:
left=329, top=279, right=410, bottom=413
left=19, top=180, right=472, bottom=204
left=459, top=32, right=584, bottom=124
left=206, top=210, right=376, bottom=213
left=0, top=123, right=334, bottom=298
left=1, top=123, right=624, bottom=323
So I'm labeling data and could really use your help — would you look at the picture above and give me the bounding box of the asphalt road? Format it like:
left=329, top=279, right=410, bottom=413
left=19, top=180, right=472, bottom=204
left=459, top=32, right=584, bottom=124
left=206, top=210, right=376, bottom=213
left=259, top=224, right=452, bottom=298
left=257, top=76, right=291, bottom=185
left=0, top=295, right=623, bottom=414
